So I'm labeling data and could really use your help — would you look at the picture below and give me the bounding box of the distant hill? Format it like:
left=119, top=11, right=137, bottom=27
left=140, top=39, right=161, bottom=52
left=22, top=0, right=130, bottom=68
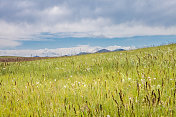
left=113, top=49, right=125, bottom=52
left=33, top=56, right=40, bottom=57
left=96, top=49, right=111, bottom=53
left=77, top=52, right=91, bottom=55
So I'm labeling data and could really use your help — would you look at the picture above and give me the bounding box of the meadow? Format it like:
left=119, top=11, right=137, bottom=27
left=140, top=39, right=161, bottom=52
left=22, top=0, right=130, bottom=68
left=0, top=44, right=176, bottom=116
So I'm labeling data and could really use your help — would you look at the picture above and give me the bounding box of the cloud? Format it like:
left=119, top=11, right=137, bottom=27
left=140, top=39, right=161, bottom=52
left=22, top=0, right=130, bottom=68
left=0, top=45, right=135, bottom=57
left=1, top=0, right=176, bottom=25
left=0, top=0, right=176, bottom=48
left=0, top=39, right=21, bottom=48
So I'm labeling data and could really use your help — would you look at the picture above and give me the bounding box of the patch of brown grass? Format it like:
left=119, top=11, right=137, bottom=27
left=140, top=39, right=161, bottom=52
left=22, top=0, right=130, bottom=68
left=0, top=57, right=56, bottom=62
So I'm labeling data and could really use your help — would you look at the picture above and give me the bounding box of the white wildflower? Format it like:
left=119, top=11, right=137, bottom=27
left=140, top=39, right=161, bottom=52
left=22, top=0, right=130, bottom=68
left=141, top=79, right=145, bottom=84
left=157, top=85, right=161, bottom=88
left=136, top=97, right=138, bottom=103
left=122, top=79, right=125, bottom=82
left=71, top=84, right=75, bottom=86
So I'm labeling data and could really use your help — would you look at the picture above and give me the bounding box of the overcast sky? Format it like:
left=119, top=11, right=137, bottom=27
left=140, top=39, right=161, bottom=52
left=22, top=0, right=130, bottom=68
left=0, top=0, right=176, bottom=51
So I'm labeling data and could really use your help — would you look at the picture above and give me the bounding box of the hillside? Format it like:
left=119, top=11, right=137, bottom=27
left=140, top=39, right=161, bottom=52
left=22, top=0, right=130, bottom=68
left=0, top=44, right=176, bottom=116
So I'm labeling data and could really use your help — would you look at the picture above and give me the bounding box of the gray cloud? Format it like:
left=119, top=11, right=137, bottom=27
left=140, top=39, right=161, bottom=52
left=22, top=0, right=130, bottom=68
left=1, top=0, right=176, bottom=26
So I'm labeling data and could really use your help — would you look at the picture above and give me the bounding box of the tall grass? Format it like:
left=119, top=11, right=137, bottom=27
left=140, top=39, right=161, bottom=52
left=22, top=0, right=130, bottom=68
left=0, top=44, right=176, bottom=116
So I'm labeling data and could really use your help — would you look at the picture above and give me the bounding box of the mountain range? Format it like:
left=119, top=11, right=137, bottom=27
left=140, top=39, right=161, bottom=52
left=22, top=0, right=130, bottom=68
left=76, top=48, right=125, bottom=56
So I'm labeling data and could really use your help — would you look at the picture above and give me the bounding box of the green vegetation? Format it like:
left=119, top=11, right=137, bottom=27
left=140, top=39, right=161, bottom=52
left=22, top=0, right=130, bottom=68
left=0, top=56, right=18, bottom=58
left=0, top=44, right=176, bottom=116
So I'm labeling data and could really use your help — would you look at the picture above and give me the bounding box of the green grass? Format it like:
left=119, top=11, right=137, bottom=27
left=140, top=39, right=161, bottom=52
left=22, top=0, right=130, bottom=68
left=0, top=44, right=176, bottom=116
left=0, top=56, right=19, bottom=58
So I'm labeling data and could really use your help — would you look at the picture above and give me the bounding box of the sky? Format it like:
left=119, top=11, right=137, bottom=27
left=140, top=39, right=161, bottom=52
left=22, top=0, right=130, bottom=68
left=0, top=0, right=176, bottom=56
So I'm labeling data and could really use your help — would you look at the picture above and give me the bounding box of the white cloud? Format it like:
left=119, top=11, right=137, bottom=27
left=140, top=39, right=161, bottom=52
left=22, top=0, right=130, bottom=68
left=44, top=6, right=69, bottom=16
left=1, top=18, right=176, bottom=49
left=105, top=45, right=135, bottom=51
left=0, top=45, right=135, bottom=57
left=0, top=20, right=35, bottom=41
left=0, top=39, right=21, bottom=48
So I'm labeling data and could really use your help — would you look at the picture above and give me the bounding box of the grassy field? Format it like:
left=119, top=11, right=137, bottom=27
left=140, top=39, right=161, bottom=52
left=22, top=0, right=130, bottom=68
left=0, top=44, right=176, bottom=116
